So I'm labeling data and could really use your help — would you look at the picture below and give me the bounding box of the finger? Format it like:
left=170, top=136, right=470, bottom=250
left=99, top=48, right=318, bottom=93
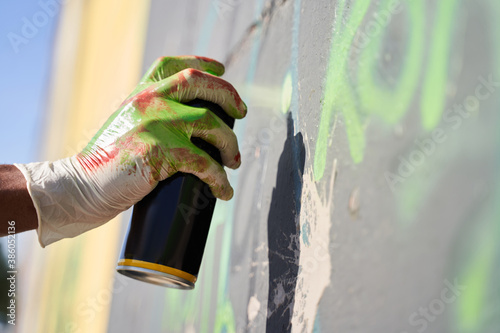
left=141, top=56, right=225, bottom=83
left=191, top=109, right=241, bottom=169
left=159, top=68, right=247, bottom=119
left=168, top=146, right=234, bottom=200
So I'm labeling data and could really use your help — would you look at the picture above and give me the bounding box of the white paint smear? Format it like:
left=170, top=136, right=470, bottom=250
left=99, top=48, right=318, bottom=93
left=247, top=295, right=261, bottom=322
left=291, top=142, right=336, bottom=333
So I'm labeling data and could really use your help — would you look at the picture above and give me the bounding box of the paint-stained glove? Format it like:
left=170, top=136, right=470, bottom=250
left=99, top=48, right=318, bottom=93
left=15, top=56, right=247, bottom=247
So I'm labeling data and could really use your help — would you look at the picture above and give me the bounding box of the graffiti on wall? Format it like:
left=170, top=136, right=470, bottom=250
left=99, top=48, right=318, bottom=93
left=108, top=0, right=500, bottom=332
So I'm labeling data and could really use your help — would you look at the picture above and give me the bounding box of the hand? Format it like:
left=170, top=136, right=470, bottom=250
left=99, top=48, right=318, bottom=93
left=79, top=55, right=246, bottom=199
left=15, top=56, right=247, bottom=247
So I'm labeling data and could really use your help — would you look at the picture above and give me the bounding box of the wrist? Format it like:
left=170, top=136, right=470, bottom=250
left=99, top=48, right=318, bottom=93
left=14, top=157, right=124, bottom=247
left=0, top=165, right=38, bottom=234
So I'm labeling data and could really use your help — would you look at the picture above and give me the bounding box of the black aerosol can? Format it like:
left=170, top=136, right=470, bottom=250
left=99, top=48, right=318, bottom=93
left=116, top=99, right=235, bottom=289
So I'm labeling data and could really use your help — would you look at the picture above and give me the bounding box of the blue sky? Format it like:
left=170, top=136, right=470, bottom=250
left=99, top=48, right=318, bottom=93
left=0, top=0, right=59, bottom=164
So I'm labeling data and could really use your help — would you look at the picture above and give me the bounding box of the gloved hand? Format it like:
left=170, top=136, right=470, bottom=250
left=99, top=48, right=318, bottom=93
left=15, top=56, right=247, bottom=247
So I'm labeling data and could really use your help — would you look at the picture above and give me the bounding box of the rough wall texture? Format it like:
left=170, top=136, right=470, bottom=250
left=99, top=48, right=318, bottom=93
left=108, top=1, right=500, bottom=332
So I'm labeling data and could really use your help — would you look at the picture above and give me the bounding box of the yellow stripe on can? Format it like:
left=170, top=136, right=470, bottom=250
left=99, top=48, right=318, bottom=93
left=117, top=259, right=197, bottom=284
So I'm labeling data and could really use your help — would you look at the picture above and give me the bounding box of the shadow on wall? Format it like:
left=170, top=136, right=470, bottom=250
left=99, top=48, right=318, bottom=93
left=266, top=113, right=305, bottom=332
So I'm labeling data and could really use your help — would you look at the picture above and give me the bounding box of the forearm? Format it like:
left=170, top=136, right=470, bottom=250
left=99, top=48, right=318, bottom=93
left=0, top=165, right=38, bottom=236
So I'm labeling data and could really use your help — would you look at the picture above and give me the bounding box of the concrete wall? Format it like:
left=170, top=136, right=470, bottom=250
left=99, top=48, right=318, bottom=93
left=107, top=1, right=500, bottom=332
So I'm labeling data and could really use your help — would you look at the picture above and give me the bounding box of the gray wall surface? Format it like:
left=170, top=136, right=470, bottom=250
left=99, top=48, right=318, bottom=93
left=108, top=1, right=500, bottom=332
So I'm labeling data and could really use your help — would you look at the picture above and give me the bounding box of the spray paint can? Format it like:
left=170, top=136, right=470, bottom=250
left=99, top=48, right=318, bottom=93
left=116, top=99, right=235, bottom=289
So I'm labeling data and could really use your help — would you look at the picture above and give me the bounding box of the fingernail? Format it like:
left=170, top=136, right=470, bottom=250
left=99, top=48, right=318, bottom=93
left=225, top=186, right=234, bottom=200
left=233, top=152, right=241, bottom=168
